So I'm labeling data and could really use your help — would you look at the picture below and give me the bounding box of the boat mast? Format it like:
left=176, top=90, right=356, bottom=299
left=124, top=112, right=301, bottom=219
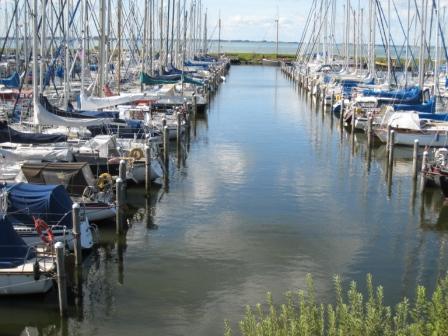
left=405, top=0, right=410, bottom=87
left=176, top=0, right=181, bottom=67
left=64, top=0, right=70, bottom=109
left=39, top=0, right=47, bottom=93
left=218, top=11, right=221, bottom=57
left=32, top=0, right=39, bottom=125
left=159, top=0, right=164, bottom=74
left=81, top=0, right=86, bottom=93
left=435, top=0, right=440, bottom=97
left=276, top=13, right=279, bottom=59
left=117, top=0, right=121, bottom=94
left=142, top=0, right=148, bottom=92
left=418, top=0, right=427, bottom=89
left=150, top=0, right=153, bottom=75
left=165, top=0, right=170, bottom=67
left=98, top=0, right=106, bottom=97
left=15, top=0, right=19, bottom=72
left=203, top=9, right=207, bottom=56
left=387, top=0, right=391, bottom=88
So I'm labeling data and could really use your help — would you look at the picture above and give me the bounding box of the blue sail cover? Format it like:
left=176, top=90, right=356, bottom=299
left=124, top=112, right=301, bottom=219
left=394, top=96, right=436, bottom=113
left=0, top=121, right=67, bottom=144
left=0, top=72, right=20, bottom=88
left=3, top=183, right=73, bottom=230
left=0, top=215, right=35, bottom=268
left=362, top=86, right=421, bottom=100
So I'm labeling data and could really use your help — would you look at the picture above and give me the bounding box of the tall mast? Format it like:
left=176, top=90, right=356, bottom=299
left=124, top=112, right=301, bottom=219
left=64, top=0, right=70, bottom=109
left=170, top=0, right=175, bottom=64
left=98, top=0, right=106, bottom=96
left=159, top=0, right=164, bottom=74
left=418, top=0, right=427, bottom=89
left=203, top=10, right=207, bottom=56
left=81, top=0, right=86, bottom=92
left=405, top=0, right=410, bottom=86
left=387, top=0, right=391, bottom=88
left=149, top=0, right=153, bottom=75
left=275, top=14, right=279, bottom=59
left=165, top=0, right=170, bottom=67
left=176, top=0, right=181, bottom=67
left=32, top=0, right=39, bottom=125
left=218, top=11, right=221, bottom=57
left=15, top=0, right=19, bottom=72
left=39, top=0, right=47, bottom=93
left=117, top=0, right=122, bottom=94
left=24, top=2, right=28, bottom=71
left=435, top=0, right=440, bottom=97
left=142, top=0, right=148, bottom=91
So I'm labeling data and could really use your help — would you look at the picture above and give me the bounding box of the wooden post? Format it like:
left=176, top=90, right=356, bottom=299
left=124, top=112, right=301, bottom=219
left=388, top=130, right=395, bottom=164
left=118, top=159, right=126, bottom=201
left=412, top=139, right=419, bottom=179
left=421, top=151, right=429, bottom=172
left=176, top=112, right=181, bottom=148
left=116, top=177, right=124, bottom=235
left=351, top=109, right=356, bottom=136
left=145, top=145, right=152, bottom=195
left=367, top=116, right=373, bottom=148
left=339, top=99, right=344, bottom=129
left=55, top=242, right=68, bottom=317
left=163, top=125, right=169, bottom=165
left=420, top=151, right=429, bottom=192
left=192, top=94, right=197, bottom=115
left=386, top=125, right=392, bottom=153
left=72, top=203, right=82, bottom=267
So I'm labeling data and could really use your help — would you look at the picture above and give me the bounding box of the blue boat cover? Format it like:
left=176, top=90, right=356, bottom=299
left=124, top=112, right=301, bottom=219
left=394, top=96, right=436, bottom=113
left=362, top=86, right=421, bottom=100
left=0, top=215, right=35, bottom=268
left=0, top=121, right=67, bottom=144
left=0, top=72, right=20, bottom=88
left=3, top=183, right=73, bottom=230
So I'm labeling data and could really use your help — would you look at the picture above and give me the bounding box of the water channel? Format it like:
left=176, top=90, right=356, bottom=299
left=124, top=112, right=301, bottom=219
left=2, top=65, right=448, bottom=336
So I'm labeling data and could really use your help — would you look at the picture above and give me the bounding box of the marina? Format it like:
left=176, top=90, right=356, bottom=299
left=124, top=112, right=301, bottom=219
left=2, top=0, right=448, bottom=335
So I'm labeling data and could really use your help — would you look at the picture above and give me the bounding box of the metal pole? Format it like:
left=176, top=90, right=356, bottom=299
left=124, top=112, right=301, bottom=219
left=115, top=177, right=124, bottom=234
left=55, top=242, right=68, bottom=317
left=412, top=139, right=419, bottom=179
left=145, top=145, right=152, bottom=195
left=72, top=203, right=82, bottom=266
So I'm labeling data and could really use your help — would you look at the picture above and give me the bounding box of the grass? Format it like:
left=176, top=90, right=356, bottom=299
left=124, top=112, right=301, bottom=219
left=210, top=52, right=296, bottom=64
left=224, top=274, right=448, bottom=336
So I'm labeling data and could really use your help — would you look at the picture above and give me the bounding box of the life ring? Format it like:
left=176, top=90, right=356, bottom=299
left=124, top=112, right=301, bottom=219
left=97, top=172, right=113, bottom=191
left=129, top=148, right=144, bottom=160
left=33, top=217, right=54, bottom=245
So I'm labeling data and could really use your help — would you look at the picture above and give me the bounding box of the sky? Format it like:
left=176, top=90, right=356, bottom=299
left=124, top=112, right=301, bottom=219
left=203, top=0, right=311, bottom=42
left=203, top=0, right=448, bottom=44
left=3, top=0, right=448, bottom=45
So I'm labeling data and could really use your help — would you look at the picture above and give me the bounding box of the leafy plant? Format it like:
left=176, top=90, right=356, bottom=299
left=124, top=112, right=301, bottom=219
left=225, top=274, right=448, bottom=336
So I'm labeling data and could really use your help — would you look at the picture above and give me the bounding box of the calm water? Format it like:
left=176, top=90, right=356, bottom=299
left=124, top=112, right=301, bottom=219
left=2, top=66, right=448, bottom=336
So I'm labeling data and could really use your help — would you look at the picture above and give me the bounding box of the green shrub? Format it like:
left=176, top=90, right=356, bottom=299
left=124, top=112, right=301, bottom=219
left=225, top=274, right=448, bottom=336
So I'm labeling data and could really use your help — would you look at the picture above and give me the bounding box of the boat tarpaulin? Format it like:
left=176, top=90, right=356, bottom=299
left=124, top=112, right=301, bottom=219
left=0, top=72, right=20, bottom=88
left=2, top=183, right=74, bottom=229
left=79, top=91, right=146, bottom=110
left=20, top=162, right=96, bottom=197
left=0, top=215, right=35, bottom=268
left=35, top=97, right=126, bottom=127
left=0, top=121, right=67, bottom=144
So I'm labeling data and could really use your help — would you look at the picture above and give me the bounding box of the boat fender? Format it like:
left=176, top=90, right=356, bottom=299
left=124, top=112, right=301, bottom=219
left=33, top=260, right=41, bottom=281
left=129, top=148, right=144, bottom=160
left=97, top=173, right=113, bottom=191
left=33, top=217, right=54, bottom=245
